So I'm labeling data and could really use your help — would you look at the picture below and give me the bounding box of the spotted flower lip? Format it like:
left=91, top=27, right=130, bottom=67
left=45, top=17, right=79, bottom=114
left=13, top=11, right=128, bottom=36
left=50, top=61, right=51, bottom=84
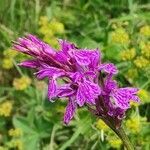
left=12, top=34, right=140, bottom=125
left=110, top=86, right=140, bottom=109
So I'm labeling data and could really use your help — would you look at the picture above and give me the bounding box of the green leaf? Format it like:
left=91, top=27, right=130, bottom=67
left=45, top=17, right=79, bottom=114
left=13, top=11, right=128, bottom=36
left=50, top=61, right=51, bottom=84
left=13, top=116, right=36, bottom=133
left=59, top=115, right=92, bottom=150
left=22, top=134, right=39, bottom=150
left=13, top=116, right=40, bottom=150
left=104, top=44, right=122, bottom=61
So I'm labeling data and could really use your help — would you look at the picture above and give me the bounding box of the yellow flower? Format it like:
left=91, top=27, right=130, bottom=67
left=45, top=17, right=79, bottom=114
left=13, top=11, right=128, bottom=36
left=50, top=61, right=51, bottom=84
left=49, top=21, right=64, bottom=34
left=9, top=128, right=22, bottom=137
left=38, top=16, right=64, bottom=49
left=111, top=28, right=130, bottom=45
left=2, top=58, right=14, bottom=69
left=3, top=49, right=18, bottom=58
left=140, top=42, right=150, bottom=58
left=38, top=26, right=54, bottom=37
left=38, top=16, right=53, bottom=37
left=39, top=17, right=64, bottom=36
left=134, top=56, right=149, bottom=68
left=11, top=140, right=23, bottom=150
left=120, top=48, right=136, bottom=61
left=140, top=25, right=150, bottom=37
left=39, top=16, right=49, bottom=26
left=13, top=76, right=31, bottom=90
left=95, top=119, right=108, bottom=131
left=126, top=118, right=140, bottom=133
left=137, top=89, right=149, bottom=103
left=108, top=138, right=122, bottom=149
left=0, top=101, right=13, bottom=117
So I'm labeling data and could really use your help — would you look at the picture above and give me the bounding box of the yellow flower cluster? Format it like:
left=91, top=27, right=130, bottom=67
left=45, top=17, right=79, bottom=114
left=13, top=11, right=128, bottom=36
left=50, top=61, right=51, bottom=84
left=134, top=56, right=149, bottom=68
left=111, top=28, right=130, bottom=45
left=39, top=16, right=64, bottom=48
left=133, top=41, right=150, bottom=68
left=2, top=58, right=14, bottom=70
left=0, top=101, right=12, bottom=117
left=2, top=49, right=18, bottom=70
left=108, top=138, right=122, bottom=149
left=9, top=140, right=23, bottom=150
left=9, top=128, right=22, bottom=137
left=3, top=49, right=18, bottom=58
left=95, top=119, right=108, bottom=131
left=120, top=48, right=136, bottom=61
left=126, top=118, right=140, bottom=134
left=138, top=89, right=149, bottom=103
left=13, top=76, right=31, bottom=90
left=140, top=25, right=150, bottom=37
left=8, top=128, right=23, bottom=150
left=140, top=42, right=150, bottom=58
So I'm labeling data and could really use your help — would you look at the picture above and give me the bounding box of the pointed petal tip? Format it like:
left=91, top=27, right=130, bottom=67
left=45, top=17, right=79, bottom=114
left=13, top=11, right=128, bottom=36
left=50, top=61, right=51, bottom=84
left=63, top=120, right=69, bottom=125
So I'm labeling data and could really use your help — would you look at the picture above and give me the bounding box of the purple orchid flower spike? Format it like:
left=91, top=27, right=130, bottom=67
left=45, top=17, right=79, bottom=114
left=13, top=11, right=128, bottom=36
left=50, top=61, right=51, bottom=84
left=12, top=34, right=140, bottom=127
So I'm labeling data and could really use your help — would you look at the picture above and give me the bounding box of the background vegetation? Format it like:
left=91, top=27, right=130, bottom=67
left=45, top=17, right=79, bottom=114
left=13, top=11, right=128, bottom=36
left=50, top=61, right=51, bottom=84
left=0, top=0, right=150, bottom=149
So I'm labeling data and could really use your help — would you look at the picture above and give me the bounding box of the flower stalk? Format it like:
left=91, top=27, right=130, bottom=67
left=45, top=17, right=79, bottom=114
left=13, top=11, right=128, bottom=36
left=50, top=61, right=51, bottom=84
left=101, top=117, right=134, bottom=150
left=116, top=127, right=134, bottom=150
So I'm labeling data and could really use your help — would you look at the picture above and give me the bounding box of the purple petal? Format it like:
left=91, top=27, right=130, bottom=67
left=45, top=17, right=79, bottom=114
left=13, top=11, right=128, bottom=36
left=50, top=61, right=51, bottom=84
left=28, top=34, right=56, bottom=56
left=84, top=71, right=96, bottom=77
left=86, top=80, right=101, bottom=96
left=119, top=87, right=139, bottom=94
left=72, top=49, right=101, bottom=67
left=35, top=67, right=65, bottom=79
left=14, top=34, right=56, bottom=58
left=99, top=63, right=118, bottom=74
left=88, top=49, right=101, bottom=69
left=130, top=95, right=140, bottom=102
left=69, top=72, right=83, bottom=83
left=76, top=85, right=86, bottom=106
left=18, top=37, right=40, bottom=55
left=73, top=50, right=91, bottom=65
left=57, top=84, right=75, bottom=97
left=55, top=51, right=68, bottom=63
left=64, top=97, right=76, bottom=124
left=110, top=87, right=140, bottom=109
left=48, top=79, right=57, bottom=101
left=76, top=80, right=101, bottom=106
left=13, top=45, right=29, bottom=54
left=104, top=79, right=117, bottom=93
left=111, top=93, right=130, bottom=109
left=58, top=39, right=76, bottom=55
left=19, top=60, right=40, bottom=68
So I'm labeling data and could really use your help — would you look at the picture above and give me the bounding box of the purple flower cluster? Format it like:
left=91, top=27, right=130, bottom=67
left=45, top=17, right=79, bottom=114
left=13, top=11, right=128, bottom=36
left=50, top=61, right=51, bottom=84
left=13, top=34, right=140, bottom=126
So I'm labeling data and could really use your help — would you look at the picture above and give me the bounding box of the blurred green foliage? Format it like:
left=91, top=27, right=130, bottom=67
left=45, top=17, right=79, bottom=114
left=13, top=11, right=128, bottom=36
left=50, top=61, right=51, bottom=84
left=0, top=0, right=150, bottom=149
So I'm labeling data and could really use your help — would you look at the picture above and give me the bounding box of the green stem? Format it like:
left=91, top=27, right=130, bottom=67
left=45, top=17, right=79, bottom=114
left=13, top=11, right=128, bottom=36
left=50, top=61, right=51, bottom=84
left=116, top=127, right=134, bottom=150
left=102, top=118, right=134, bottom=150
